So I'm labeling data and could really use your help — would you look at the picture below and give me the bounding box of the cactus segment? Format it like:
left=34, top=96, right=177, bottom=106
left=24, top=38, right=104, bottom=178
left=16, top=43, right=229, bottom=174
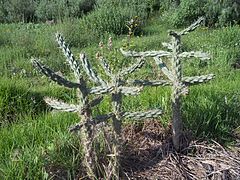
left=179, top=17, right=204, bottom=36
left=179, top=51, right=210, bottom=61
left=56, top=33, right=81, bottom=79
left=80, top=53, right=107, bottom=86
left=129, top=79, right=172, bottom=86
left=120, top=48, right=171, bottom=57
left=44, top=97, right=79, bottom=112
left=32, top=59, right=80, bottom=88
left=119, top=58, right=145, bottom=77
left=122, top=109, right=163, bottom=120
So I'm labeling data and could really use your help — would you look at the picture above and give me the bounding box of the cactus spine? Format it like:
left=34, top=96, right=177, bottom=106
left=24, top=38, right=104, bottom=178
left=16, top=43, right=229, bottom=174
left=121, top=17, right=215, bottom=151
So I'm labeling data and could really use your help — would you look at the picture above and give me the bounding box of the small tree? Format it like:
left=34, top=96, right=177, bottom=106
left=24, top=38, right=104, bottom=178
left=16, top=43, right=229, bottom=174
left=121, top=17, right=215, bottom=151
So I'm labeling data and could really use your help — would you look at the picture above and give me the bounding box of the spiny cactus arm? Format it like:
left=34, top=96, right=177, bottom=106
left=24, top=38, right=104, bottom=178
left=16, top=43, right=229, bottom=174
left=88, top=85, right=114, bottom=95
left=122, top=109, right=163, bottom=120
left=182, top=74, right=215, bottom=85
left=55, top=33, right=81, bottom=79
left=32, top=59, right=80, bottom=88
left=80, top=53, right=107, bottom=86
left=128, top=79, right=172, bottom=87
left=154, top=56, right=174, bottom=81
left=120, top=48, right=171, bottom=57
left=69, top=113, right=114, bottom=132
left=44, top=97, right=79, bottom=112
left=98, top=57, right=112, bottom=77
left=89, top=96, right=104, bottom=107
left=119, top=58, right=144, bottom=77
left=119, top=86, right=143, bottom=95
left=179, top=51, right=210, bottom=61
left=178, top=17, right=204, bottom=36
left=162, top=42, right=173, bottom=50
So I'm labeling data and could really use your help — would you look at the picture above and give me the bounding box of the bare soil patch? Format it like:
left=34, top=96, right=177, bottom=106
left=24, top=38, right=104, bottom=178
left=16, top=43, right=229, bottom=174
left=121, top=120, right=240, bottom=180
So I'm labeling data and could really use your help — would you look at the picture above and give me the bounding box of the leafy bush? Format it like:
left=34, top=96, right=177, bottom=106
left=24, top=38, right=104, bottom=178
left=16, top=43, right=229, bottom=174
left=36, top=0, right=90, bottom=21
left=0, top=0, right=96, bottom=23
left=167, top=0, right=240, bottom=27
left=0, top=0, right=36, bottom=23
left=81, top=0, right=149, bottom=37
left=168, top=0, right=206, bottom=27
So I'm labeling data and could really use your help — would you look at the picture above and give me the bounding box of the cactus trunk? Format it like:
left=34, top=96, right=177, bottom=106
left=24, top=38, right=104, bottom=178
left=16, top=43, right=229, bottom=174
left=78, top=79, right=96, bottom=179
left=171, top=33, right=183, bottom=151
left=109, top=91, right=122, bottom=179
left=172, top=97, right=182, bottom=151
left=80, top=115, right=95, bottom=179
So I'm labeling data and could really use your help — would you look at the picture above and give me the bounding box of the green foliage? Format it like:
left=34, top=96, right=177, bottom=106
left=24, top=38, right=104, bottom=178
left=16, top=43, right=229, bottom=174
left=183, top=85, right=240, bottom=143
left=205, top=0, right=240, bottom=27
left=0, top=78, right=46, bottom=126
left=0, top=0, right=96, bottom=23
left=166, top=0, right=240, bottom=27
left=35, top=0, right=96, bottom=21
left=0, top=113, right=81, bottom=179
left=80, top=0, right=150, bottom=37
left=0, top=0, right=37, bottom=23
left=168, top=0, right=206, bottom=27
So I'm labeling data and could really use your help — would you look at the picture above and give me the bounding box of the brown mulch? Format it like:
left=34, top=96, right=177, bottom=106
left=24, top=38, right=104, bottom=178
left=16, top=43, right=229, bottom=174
left=121, top=120, right=240, bottom=180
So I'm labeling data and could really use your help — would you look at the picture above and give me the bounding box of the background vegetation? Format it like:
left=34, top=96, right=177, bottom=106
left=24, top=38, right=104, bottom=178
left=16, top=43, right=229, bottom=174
left=0, top=0, right=239, bottom=178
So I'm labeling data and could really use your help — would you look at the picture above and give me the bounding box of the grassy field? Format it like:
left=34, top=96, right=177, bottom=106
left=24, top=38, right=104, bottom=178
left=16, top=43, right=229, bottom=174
left=0, top=14, right=239, bottom=178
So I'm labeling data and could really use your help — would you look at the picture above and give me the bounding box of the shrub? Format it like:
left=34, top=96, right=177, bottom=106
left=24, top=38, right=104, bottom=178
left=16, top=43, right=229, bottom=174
left=81, top=0, right=149, bottom=37
left=35, top=0, right=96, bottom=21
left=168, top=0, right=206, bottom=27
left=0, top=0, right=36, bottom=23
left=167, top=0, right=240, bottom=27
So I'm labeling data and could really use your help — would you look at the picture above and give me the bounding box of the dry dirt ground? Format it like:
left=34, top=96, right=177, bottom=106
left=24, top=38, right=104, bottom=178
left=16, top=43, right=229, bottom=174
left=121, top=120, right=240, bottom=180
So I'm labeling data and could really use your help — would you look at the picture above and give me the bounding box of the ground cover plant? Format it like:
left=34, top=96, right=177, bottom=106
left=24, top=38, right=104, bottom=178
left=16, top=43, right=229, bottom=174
left=0, top=1, right=240, bottom=179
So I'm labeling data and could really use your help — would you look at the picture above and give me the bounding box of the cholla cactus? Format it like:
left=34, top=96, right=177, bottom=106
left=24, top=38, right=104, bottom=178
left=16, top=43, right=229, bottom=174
left=32, top=34, right=163, bottom=179
left=93, top=42, right=164, bottom=178
left=32, top=33, right=113, bottom=179
left=121, top=17, right=215, bottom=151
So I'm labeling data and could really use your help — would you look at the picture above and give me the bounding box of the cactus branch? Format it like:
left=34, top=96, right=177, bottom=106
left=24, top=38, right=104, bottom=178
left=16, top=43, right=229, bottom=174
left=88, top=86, right=114, bottom=95
left=44, top=97, right=79, bottom=112
left=119, top=86, right=142, bottom=95
left=119, top=58, right=145, bottom=77
left=179, top=17, right=204, bottom=36
left=162, top=42, right=173, bottom=50
left=129, top=79, right=172, bottom=87
left=120, top=48, right=171, bottom=57
left=80, top=53, right=107, bottom=86
left=56, top=33, right=81, bottom=79
left=179, top=51, right=210, bottom=60
left=32, top=59, right=80, bottom=88
left=122, top=109, right=163, bottom=120
left=154, top=56, right=174, bottom=81
left=183, top=74, right=215, bottom=85
left=98, top=57, right=112, bottom=77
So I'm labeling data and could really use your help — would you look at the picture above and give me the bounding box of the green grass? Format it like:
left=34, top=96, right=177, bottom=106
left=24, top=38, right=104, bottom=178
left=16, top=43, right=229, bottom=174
left=0, top=113, right=81, bottom=179
left=0, top=14, right=239, bottom=178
